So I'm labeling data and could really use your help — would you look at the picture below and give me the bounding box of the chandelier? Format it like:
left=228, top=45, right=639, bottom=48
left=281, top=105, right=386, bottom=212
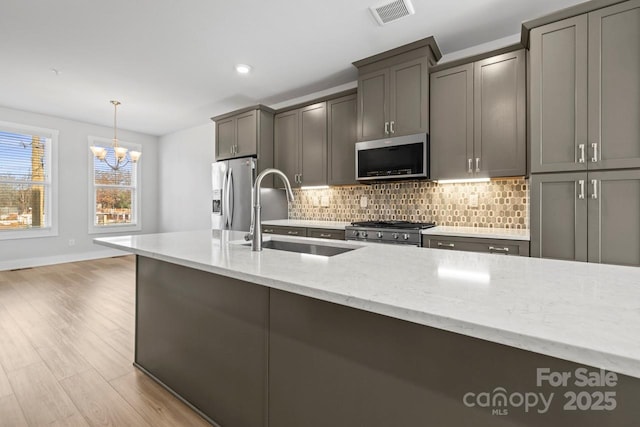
left=89, top=100, right=141, bottom=170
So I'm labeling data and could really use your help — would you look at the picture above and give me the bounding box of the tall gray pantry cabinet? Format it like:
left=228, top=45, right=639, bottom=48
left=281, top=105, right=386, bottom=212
left=529, top=0, right=640, bottom=266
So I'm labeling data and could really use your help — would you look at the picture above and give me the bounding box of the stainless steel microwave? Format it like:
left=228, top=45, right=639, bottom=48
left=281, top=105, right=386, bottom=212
left=355, top=133, right=429, bottom=182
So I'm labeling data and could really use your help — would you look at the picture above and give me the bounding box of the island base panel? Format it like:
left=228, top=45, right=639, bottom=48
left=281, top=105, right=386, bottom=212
left=135, top=256, right=269, bottom=427
left=269, top=289, right=640, bottom=427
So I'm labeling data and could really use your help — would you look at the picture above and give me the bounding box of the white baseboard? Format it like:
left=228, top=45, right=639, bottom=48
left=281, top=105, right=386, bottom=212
left=0, top=248, right=128, bottom=271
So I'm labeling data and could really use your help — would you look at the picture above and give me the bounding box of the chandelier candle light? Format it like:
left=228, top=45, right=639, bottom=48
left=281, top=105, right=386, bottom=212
left=89, top=100, right=141, bottom=170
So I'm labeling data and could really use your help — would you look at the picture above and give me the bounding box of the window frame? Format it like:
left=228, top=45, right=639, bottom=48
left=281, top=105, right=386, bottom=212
left=0, top=121, right=59, bottom=241
left=88, top=136, right=142, bottom=235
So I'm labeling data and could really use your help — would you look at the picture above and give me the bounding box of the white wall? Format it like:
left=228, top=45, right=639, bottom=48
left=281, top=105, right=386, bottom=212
left=158, top=123, right=215, bottom=232
left=0, top=106, right=159, bottom=270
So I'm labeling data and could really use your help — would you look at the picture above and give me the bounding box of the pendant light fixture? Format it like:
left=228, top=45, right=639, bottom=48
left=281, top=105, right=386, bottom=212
left=89, top=100, right=141, bottom=170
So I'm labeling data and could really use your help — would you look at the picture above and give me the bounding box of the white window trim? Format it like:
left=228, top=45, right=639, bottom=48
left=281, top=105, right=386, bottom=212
left=0, top=120, right=58, bottom=241
left=88, top=136, right=142, bottom=235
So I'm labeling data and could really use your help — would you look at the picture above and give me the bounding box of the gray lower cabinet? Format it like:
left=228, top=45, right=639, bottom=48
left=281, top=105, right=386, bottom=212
left=531, top=169, right=640, bottom=266
left=274, top=102, right=327, bottom=187
left=262, top=225, right=345, bottom=240
left=530, top=0, right=640, bottom=173
left=261, top=225, right=307, bottom=237
left=429, top=49, right=525, bottom=180
left=423, top=235, right=529, bottom=256
left=328, top=94, right=357, bottom=185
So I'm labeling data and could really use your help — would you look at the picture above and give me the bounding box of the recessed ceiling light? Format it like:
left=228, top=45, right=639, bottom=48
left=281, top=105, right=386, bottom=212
left=235, top=64, right=252, bottom=74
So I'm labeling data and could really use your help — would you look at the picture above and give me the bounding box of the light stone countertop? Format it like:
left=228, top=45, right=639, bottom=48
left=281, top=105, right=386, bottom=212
left=261, top=219, right=352, bottom=230
left=422, top=226, right=530, bottom=241
left=95, top=230, right=640, bottom=379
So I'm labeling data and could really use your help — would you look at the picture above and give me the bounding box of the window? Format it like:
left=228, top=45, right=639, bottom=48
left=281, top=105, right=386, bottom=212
left=0, top=121, right=58, bottom=240
left=88, top=136, right=141, bottom=234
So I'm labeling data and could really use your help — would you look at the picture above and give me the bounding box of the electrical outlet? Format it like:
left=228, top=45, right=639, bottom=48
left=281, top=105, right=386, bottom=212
left=312, top=197, right=320, bottom=207
left=360, top=196, right=368, bottom=208
left=321, top=196, right=330, bottom=207
left=68, top=239, right=76, bottom=246
left=469, top=194, right=479, bottom=208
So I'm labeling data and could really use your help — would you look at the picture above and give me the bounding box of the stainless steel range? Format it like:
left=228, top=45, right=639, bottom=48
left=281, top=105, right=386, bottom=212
left=345, top=221, right=436, bottom=247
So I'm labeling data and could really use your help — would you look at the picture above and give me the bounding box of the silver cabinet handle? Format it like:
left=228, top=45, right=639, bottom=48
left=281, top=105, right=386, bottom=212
left=468, top=159, right=473, bottom=173
left=489, top=246, right=510, bottom=254
left=475, top=158, right=480, bottom=172
left=287, top=230, right=299, bottom=235
left=263, top=228, right=274, bottom=233
left=384, top=122, right=389, bottom=135
left=578, top=144, right=585, bottom=163
left=591, top=143, right=598, bottom=163
left=390, top=121, right=395, bottom=134
left=437, top=242, right=455, bottom=248
left=591, top=179, right=598, bottom=199
left=298, top=173, right=302, bottom=184
left=319, top=233, right=331, bottom=238
left=578, top=180, right=585, bottom=199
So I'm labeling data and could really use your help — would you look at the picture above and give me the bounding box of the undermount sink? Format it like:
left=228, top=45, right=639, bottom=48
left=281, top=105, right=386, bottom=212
left=243, top=239, right=358, bottom=257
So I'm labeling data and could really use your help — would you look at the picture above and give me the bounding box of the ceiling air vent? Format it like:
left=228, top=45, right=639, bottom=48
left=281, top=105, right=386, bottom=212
left=370, top=0, right=415, bottom=26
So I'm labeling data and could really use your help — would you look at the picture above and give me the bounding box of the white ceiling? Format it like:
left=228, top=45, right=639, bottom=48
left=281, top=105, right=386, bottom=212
left=0, top=0, right=586, bottom=136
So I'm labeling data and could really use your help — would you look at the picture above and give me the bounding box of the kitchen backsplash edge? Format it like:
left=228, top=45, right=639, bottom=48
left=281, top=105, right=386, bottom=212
left=289, top=178, right=529, bottom=229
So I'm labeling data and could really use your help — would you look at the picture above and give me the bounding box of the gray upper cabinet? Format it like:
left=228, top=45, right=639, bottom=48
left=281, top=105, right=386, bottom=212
left=274, top=102, right=327, bottom=188
left=530, top=15, right=588, bottom=173
left=353, top=37, right=440, bottom=142
left=357, top=69, right=388, bottom=141
left=212, top=105, right=275, bottom=163
left=328, top=94, right=357, bottom=185
left=588, top=0, right=640, bottom=170
left=274, top=110, right=299, bottom=188
left=356, top=58, right=428, bottom=141
left=430, top=50, right=525, bottom=180
left=430, top=64, right=474, bottom=180
left=299, top=103, right=327, bottom=187
left=474, top=50, right=526, bottom=177
left=530, top=0, right=640, bottom=173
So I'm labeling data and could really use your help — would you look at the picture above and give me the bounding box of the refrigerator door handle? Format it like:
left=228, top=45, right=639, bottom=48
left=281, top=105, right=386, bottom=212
left=227, top=167, right=235, bottom=227
left=220, top=168, right=228, bottom=227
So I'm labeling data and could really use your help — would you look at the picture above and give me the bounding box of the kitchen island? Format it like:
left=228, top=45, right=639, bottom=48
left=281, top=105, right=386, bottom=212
left=96, top=230, right=640, bottom=427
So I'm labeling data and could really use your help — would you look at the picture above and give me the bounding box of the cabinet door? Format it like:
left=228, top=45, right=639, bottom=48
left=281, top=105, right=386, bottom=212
left=357, top=69, right=388, bottom=141
left=389, top=57, right=428, bottom=136
left=235, top=110, right=257, bottom=157
left=274, top=110, right=300, bottom=188
left=588, top=169, right=640, bottom=266
left=530, top=16, right=588, bottom=173
left=588, top=0, right=640, bottom=170
left=474, top=50, right=526, bottom=178
left=429, top=64, right=474, bottom=180
left=328, top=94, right=357, bottom=185
left=216, top=117, right=235, bottom=160
left=299, top=102, right=327, bottom=186
left=530, top=172, right=588, bottom=261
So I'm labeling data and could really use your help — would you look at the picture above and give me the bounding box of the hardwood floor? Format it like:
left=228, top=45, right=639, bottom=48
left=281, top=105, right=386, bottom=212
left=0, top=256, right=210, bottom=427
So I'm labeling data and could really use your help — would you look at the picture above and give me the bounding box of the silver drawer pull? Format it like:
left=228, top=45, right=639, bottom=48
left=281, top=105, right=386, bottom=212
left=319, top=233, right=331, bottom=238
left=437, top=242, right=455, bottom=248
left=287, top=231, right=299, bottom=235
left=263, top=228, right=274, bottom=233
left=489, top=246, right=510, bottom=253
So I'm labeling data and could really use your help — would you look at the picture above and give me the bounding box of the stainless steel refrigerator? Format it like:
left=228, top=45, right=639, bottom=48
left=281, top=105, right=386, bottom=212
left=212, top=157, right=288, bottom=231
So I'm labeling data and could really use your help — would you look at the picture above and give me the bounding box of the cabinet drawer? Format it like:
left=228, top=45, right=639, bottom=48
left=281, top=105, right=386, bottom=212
left=425, top=236, right=529, bottom=256
left=307, top=228, right=345, bottom=240
left=261, top=226, right=308, bottom=237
